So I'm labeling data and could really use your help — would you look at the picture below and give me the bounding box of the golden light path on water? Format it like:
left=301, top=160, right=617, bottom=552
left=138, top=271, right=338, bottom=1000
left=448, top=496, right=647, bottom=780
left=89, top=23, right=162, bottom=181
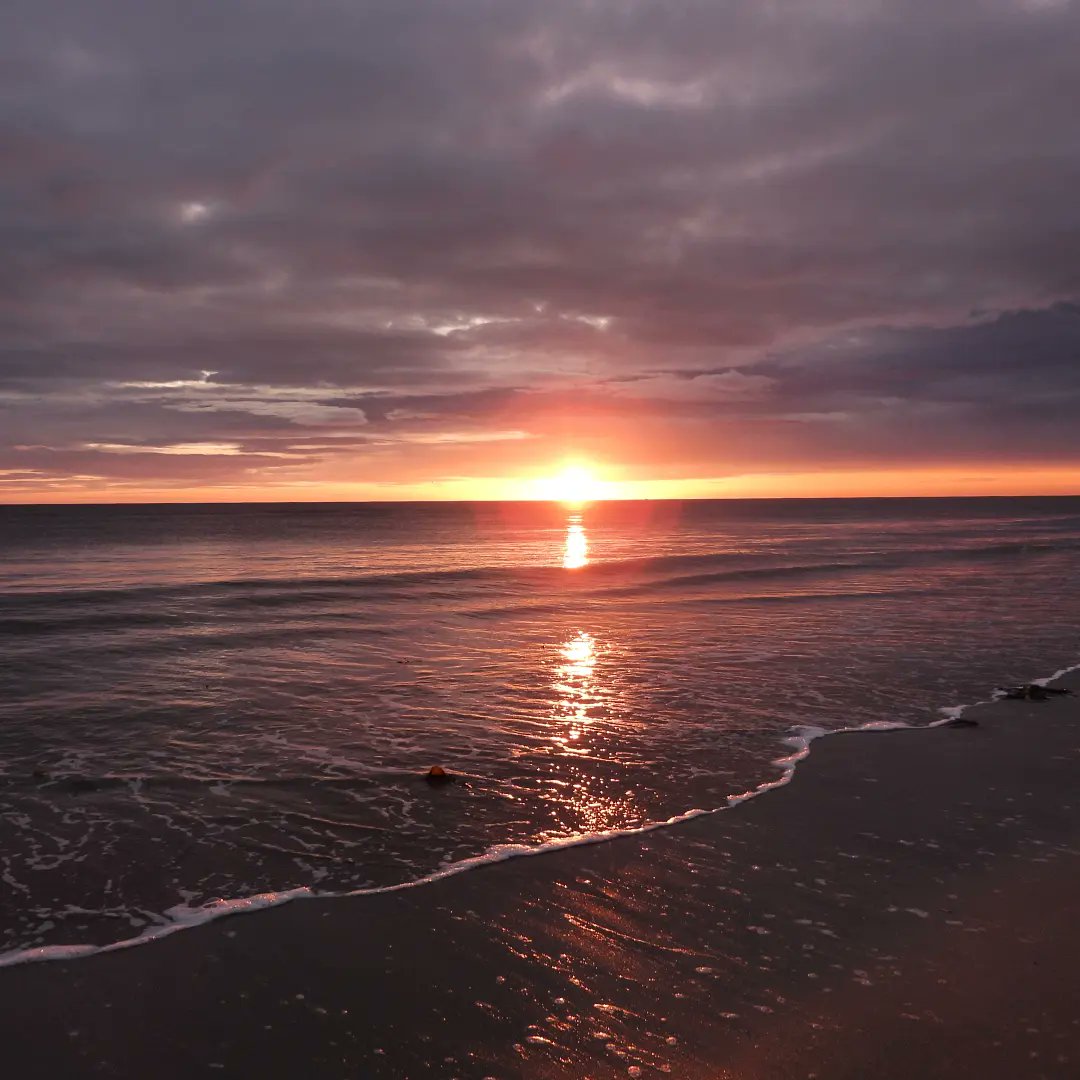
left=551, top=630, right=598, bottom=757
left=554, top=512, right=599, bottom=759
left=563, top=513, right=588, bottom=569
left=543, top=509, right=644, bottom=836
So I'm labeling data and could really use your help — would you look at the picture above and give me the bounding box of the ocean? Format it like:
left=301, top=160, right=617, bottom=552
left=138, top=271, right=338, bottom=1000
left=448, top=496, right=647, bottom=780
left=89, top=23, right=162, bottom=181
left=1, top=496, right=1078, bottom=962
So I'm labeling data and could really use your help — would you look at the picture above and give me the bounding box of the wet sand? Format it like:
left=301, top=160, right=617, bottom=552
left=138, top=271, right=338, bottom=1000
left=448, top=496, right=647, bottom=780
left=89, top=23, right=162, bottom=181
left=2, top=674, right=1079, bottom=1078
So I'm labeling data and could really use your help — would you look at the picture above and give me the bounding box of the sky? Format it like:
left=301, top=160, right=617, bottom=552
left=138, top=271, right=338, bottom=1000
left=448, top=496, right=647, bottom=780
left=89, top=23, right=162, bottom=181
left=2, top=0, right=1080, bottom=503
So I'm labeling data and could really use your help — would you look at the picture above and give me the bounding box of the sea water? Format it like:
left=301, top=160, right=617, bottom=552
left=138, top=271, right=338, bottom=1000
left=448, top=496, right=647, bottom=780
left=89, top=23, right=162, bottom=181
left=1, top=496, right=1078, bottom=957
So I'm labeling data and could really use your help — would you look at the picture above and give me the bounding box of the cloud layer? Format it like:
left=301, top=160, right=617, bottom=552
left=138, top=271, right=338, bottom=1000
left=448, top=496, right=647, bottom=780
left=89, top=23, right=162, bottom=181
left=3, top=0, right=1080, bottom=497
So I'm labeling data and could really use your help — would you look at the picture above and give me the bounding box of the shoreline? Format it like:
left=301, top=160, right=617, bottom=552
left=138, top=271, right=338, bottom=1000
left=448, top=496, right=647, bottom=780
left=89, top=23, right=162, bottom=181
left=1, top=670, right=1079, bottom=1076
left=5, top=662, right=1074, bottom=974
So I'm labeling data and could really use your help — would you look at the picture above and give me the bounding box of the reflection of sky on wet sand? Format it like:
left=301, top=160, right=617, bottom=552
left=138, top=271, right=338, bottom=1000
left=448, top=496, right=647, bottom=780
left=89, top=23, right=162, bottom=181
left=480, top=841, right=741, bottom=1077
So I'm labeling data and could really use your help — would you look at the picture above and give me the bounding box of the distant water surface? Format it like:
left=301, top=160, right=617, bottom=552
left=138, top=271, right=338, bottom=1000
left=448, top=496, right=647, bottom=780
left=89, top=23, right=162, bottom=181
left=1, top=496, right=1078, bottom=956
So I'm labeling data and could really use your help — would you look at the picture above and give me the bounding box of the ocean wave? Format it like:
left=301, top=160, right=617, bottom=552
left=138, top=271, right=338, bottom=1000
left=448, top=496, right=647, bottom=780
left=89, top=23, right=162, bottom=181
left=5, top=535, right=1078, bottom=612
left=3, top=657, right=1076, bottom=972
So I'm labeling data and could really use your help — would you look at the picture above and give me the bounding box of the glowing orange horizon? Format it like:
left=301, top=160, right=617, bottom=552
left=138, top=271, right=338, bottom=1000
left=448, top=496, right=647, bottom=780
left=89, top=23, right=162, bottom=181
left=2, top=464, right=1079, bottom=505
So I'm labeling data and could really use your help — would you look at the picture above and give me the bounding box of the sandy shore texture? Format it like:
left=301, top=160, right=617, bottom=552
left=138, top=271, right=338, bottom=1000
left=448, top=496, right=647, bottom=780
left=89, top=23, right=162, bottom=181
left=2, top=671, right=1079, bottom=1079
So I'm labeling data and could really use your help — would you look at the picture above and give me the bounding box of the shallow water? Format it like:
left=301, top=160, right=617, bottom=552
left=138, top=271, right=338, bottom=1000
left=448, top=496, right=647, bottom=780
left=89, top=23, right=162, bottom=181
left=1, top=496, right=1078, bottom=956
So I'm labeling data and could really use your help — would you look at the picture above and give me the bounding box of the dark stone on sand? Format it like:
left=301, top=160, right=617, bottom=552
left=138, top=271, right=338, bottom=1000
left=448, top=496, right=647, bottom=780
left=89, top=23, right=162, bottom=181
left=1000, top=685, right=1035, bottom=700
left=998, top=683, right=1068, bottom=701
left=944, top=717, right=979, bottom=728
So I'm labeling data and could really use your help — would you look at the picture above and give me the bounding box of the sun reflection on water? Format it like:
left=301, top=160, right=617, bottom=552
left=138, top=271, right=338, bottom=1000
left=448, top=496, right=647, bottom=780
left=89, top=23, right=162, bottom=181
left=563, top=515, right=588, bottom=569
left=544, top=628, right=643, bottom=836
left=552, top=631, right=598, bottom=756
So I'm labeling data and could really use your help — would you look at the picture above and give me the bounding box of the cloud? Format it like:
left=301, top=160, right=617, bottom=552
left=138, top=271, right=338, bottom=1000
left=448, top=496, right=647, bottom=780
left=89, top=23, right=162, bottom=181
left=80, top=441, right=248, bottom=456
left=2, top=0, right=1080, bottom=493
left=606, top=371, right=776, bottom=402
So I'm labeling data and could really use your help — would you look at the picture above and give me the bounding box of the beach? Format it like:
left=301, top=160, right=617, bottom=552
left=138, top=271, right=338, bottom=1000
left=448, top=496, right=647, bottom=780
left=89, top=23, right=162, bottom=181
left=2, top=671, right=1078, bottom=1078
left=4, top=0, right=1079, bottom=1069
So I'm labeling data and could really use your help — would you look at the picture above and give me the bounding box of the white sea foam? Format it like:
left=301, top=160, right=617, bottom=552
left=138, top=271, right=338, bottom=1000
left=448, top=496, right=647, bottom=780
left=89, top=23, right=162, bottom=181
left=0, top=888, right=313, bottom=970
left=726, top=720, right=909, bottom=807
left=1034, top=660, right=1080, bottom=686
left=2, top=659, right=1076, bottom=972
left=0, top=813, right=708, bottom=970
left=931, top=658, right=1080, bottom=726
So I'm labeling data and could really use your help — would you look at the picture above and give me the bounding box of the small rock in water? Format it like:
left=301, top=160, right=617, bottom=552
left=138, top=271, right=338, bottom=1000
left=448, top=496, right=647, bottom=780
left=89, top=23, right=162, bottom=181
left=425, top=766, right=455, bottom=785
left=944, top=717, right=979, bottom=729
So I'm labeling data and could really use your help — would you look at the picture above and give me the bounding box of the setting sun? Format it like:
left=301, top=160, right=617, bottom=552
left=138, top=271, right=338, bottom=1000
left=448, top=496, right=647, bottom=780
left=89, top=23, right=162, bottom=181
left=532, top=464, right=605, bottom=504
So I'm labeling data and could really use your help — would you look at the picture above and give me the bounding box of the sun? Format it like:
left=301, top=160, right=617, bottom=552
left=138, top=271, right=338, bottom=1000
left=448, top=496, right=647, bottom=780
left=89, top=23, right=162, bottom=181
left=535, top=463, right=604, bottom=505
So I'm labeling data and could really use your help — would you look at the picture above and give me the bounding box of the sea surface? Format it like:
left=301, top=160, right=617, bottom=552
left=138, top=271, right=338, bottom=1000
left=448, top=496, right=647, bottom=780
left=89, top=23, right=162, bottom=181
left=1, top=496, right=1078, bottom=960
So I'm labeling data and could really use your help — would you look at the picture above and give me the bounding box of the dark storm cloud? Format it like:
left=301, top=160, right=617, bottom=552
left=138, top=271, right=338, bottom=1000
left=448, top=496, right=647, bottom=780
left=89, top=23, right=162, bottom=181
left=2, top=0, right=1080, bottom=490
left=611, top=303, right=1080, bottom=468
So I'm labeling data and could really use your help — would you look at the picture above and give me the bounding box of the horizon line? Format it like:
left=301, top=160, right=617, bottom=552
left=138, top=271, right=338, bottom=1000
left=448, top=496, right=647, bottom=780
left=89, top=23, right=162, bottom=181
left=4, top=491, right=1079, bottom=510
